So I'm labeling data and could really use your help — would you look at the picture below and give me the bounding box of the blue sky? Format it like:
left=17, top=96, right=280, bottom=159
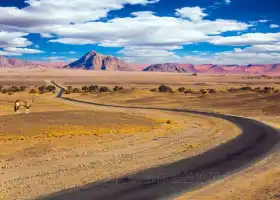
left=0, top=0, right=279, bottom=64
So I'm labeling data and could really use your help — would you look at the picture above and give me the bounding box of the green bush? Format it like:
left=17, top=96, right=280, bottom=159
left=150, top=88, right=157, bottom=92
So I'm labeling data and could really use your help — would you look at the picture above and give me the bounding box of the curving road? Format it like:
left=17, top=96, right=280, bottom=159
left=38, top=82, right=280, bottom=200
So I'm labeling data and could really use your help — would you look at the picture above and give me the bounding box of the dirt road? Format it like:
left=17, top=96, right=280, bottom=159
left=36, top=83, right=280, bottom=200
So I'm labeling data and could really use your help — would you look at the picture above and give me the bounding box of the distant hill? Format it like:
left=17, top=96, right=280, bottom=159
left=64, top=50, right=134, bottom=71
left=0, top=55, right=67, bottom=68
left=143, top=63, right=196, bottom=73
left=1, top=53, right=280, bottom=74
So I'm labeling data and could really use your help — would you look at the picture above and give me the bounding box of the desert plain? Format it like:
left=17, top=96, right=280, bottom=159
left=0, top=68, right=280, bottom=200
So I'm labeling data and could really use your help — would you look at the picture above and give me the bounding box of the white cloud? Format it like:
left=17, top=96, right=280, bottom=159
left=270, top=24, right=279, bottom=28
left=0, top=51, right=22, bottom=56
left=69, top=51, right=76, bottom=54
left=43, top=56, right=65, bottom=60
left=225, top=0, right=231, bottom=4
left=40, top=33, right=54, bottom=38
left=242, top=42, right=280, bottom=53
left=259, top=19, right=268, bottom=23
left=175, top=7, right=207, bottom=21
left=0, top=0, right=159, bottom=29
left=49, top=38, right=96, bottom=45
left=3, top=47, right=44, bottom=54
left=0, top=31, right=31, bottom=48
left=210, top=32, right=280, bottom=46
left=44, top=12, right=249, bottom=50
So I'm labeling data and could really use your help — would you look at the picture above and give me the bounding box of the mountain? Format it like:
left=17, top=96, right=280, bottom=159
left=65, top=50, right=134, bottom=71
left=194, top=64, right=280, bottom=74
left=143, top=63, right=195, bottom=73
left=0, top=56, right=67, bottom=68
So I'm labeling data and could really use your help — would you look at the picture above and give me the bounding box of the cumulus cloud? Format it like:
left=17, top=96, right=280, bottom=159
left=0, top=0, right=159, bottom=29
left=209, top=33, right=280, bottom=46
left=45, top=11, right=249, bottom=51
left=0, top=31, right=32, bottom=48
left=270, top=24, right=279, bottom=28
left=175, top=7, right=207, bottom=21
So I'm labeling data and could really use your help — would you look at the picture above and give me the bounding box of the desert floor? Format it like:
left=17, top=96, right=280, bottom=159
left=0, top=69, right=280, bottom=200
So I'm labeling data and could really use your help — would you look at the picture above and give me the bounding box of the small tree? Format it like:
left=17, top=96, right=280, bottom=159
left=208, top=89, right=217, bottom=94
left=67, top=86, right=73, bottom=92
left=72, top=88, right=81, bottom=93
left=184, top=89, right=192, bottom=94
left=2, top=88, right=7, bottom=94
left=158, top=85, right=173, bottom=93
left=113, top=85, right=124, bottom=92
left=46, top=85, right=56, bottom=92
left=89, top=85, right=99, bottom=93
left=200, top=89, right=207, bottom=94
left=178, top=87, right=186, bottom=93
left=29, top=88, right=38, bottom=94
left=99, top=86, right=111, bottom=93
left=82, top=86, right=89, bottom=91
left=20, top=86, right=27, bottom=91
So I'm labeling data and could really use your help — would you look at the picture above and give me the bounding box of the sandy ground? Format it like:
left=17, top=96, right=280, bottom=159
left=0, top=91, right=239, bottom=200
left=0, top=69, right=280, bottom=200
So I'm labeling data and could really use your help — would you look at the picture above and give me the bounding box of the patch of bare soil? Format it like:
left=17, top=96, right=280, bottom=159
left=0, top=99, right=239, bottom=200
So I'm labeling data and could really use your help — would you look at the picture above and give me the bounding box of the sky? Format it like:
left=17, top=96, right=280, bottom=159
left=0, top=0, right=279, bottom=64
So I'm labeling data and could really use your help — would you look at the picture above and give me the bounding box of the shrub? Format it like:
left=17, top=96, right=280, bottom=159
left=46, top=85, right=56, bottom=92
left=200, top=89, right=207, bottom=94
left=113, top=85, right=124, bottom=92
left=65, top=90, right=71, bottom=94
left=72, top=88, right=81, bottom=93
left=20, top=86, right=27, bottom=91
left=99, top=86, right=111, bottom=93
left=89, top=85, right=99, bottom=93
left=158, top=85, right=173, bottom=93
left=184, top=89, right=192, bottom=94
left=166, top=120, right=172, bottom=124
left=82, top=86, right=89, bottom=91
left=38, top=86, right=46, bottom=93
left=67, top=86, right=73, bottom=92
left=178, top=87, right=186, bottom=93
left=227, top=88, right=238, bottom=92
left=8, top=92, right=13, bottom=95
left=10, top=86, right=21, bottom=92
left=150, top=88, right=157, bottom=92
left=208, top=89, right=217, bottom=94
left=192, top=73, right=197, bottom=76
left=29, top=89, right=38, bottom=94
left=239, top=86, right=252, bottom=91
left=1, top=89, right=7, bottom=94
